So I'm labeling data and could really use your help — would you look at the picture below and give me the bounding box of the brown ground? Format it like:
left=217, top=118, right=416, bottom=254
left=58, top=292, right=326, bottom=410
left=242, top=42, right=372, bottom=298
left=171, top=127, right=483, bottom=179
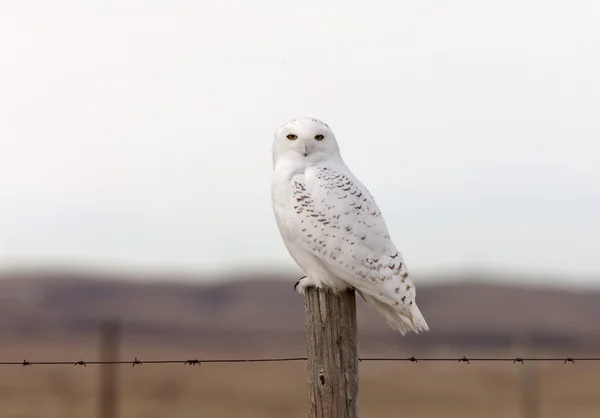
left=1, top=342, right=599, bottom=418
left=2, top=272, right=600, bottom=417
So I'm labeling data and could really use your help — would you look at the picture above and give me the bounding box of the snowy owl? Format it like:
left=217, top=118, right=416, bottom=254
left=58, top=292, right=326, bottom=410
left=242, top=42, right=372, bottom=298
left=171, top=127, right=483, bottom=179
left=271, top=117, right=429, bottom=334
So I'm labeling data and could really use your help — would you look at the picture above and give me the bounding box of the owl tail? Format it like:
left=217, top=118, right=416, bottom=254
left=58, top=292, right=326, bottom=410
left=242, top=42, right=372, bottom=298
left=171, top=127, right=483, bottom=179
left=359, top=292, right=429, bottom=335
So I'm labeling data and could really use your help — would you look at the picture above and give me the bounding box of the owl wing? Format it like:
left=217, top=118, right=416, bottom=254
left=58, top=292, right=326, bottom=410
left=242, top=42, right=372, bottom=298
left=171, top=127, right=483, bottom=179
left=286, top=165, right=427, bottom=332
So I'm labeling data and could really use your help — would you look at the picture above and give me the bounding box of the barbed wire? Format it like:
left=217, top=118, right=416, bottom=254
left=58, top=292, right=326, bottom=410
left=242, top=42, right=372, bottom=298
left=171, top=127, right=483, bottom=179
left=3, top=356, right=600, bottom=367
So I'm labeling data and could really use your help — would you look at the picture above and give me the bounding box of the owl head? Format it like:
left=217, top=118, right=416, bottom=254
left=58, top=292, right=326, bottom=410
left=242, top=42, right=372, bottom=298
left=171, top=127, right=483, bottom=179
left=272, top=117, right=341, bottom=168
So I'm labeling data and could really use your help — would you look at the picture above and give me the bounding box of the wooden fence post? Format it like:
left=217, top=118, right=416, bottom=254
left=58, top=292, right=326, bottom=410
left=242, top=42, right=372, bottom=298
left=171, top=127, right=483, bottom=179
left=99, top=319, right=120, bottom=418
left=304, top=287, right=359, bottom=418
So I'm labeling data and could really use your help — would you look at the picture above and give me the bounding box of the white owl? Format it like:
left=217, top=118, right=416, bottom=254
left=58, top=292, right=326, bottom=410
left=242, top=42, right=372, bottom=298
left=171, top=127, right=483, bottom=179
left=271, top=117, right=429, bottom=334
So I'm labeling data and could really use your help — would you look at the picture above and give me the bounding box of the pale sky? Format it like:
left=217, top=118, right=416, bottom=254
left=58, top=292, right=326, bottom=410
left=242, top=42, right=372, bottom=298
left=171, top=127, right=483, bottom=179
left=1, top=0, right=599, bottom=285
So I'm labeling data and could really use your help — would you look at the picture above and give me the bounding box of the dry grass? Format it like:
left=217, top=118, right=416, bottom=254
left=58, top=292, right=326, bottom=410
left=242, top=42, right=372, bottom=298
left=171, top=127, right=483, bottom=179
left=1, top=342, right=600, bottom=418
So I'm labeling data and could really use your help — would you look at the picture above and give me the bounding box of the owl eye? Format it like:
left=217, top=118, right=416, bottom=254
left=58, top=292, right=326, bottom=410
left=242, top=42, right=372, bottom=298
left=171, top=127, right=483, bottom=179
left=287, top=134, right=298, bottom=140
left=314, top=134, right=324, bottom=141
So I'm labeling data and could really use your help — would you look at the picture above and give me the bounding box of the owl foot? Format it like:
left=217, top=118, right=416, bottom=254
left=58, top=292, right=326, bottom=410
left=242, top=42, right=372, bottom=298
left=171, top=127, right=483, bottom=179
left=293, top=277, right=306, bottom=291
left=294, top=276, right=318, bottom=295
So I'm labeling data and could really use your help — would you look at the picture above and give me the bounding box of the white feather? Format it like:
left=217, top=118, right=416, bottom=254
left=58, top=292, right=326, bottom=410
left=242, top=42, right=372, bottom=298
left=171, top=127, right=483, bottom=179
left=271, top=117, right=429, bottom=334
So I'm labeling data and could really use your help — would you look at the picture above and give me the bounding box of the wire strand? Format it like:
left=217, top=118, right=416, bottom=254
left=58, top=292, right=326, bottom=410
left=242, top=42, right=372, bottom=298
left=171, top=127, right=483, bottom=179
left=3, top=356, right=599, bottom=367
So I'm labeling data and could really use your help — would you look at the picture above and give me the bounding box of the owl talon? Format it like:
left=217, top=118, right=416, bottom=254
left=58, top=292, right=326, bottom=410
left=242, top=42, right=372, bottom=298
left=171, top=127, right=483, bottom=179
left=294, top=276, right=307, bottom=290
left=294, top=276, right=318, bottom=294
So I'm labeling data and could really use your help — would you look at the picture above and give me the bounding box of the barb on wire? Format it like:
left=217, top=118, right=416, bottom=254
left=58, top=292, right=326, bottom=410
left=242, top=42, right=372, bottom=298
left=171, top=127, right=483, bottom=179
left=0, top=356, right=598, bottom=367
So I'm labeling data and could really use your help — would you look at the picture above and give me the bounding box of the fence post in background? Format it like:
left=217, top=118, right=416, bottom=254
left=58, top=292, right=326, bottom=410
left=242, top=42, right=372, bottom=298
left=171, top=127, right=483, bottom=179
left=515, top=334, right=539, bottom=418
left=99, top=319, right=121, bottom=418
left=304, top=288, right=359, bottom=418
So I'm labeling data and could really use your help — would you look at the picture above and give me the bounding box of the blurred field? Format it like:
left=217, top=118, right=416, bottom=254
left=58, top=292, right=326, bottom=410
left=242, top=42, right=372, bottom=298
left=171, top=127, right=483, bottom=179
left=1, top=342, right=600, bottom=418
left=2, top=272, right=600, bottom=417
left=4, top=273, right=600, bottom=351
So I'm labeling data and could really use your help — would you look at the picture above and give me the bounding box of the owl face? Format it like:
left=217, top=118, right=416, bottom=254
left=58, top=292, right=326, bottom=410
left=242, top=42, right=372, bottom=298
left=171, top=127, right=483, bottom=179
left=272, top=117, right=340, bottom=166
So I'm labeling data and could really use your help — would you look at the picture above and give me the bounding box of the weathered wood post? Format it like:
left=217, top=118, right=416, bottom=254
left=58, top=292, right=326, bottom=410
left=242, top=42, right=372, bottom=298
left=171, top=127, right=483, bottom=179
left=304, top=287, right=359, bottom=418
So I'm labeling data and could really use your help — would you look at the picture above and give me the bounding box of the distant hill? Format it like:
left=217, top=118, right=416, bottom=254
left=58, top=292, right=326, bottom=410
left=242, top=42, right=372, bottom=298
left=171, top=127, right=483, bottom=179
left=1, top=269, right=599, bottom=351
